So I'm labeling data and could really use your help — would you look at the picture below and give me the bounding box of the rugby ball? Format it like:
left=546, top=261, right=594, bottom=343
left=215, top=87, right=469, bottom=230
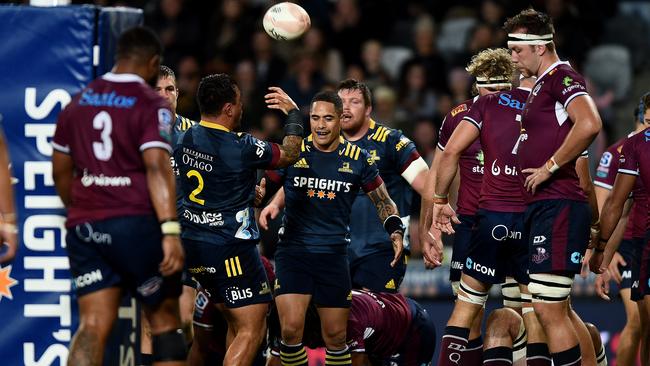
left=263, top=2, right=311, bottom=41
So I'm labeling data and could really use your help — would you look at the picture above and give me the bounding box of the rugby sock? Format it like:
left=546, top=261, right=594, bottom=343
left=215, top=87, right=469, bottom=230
left=463, top=336, right=484, bottom=366
left=139, top=353, right=153, bottom=366
left=526, top=343, right=552, bottom=366
left=551, top=345, right=581, bottom=366
left=483, top=346, right=512, bottom=365
left=280, top=341, right=308, bottom=366
left=596, top=344, right=607, bottom=366
left=325, top=346, right=351, bottom=366
left=437, top=326, right=470, bottom=366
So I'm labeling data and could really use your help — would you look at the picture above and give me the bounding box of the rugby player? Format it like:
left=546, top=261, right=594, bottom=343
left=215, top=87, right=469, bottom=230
left=591, top=93, right=650, bottom=365
left=260, top=91, right=404, bottom=366
left=431, top=49, right=541, bottom=365
left=52, top=27, right=188, bottom=365
left=505, top=8, right=602, bottom=366
left=592, top=101, right=649, bottom=365
left=266, top=290, right=436, bottom=366
left=175, top=74, right=302, bottom=366
left=139, top=65, right=198, bottom=365
left=336, top=78, right=429, bottom=293
left=0, top=123, right=17, bottom=263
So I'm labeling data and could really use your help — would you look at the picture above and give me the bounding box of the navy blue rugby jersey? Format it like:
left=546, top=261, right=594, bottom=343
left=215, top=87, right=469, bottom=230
left=176, top=120, right=280, bottom=244
left=266, top=136, right=383, bottom=253
left=347, top=120, right=421, bottom=258
left=170, top=114, right=197, bottom=215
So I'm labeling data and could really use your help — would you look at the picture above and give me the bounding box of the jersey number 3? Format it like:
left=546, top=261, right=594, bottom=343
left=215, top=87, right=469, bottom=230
left=92, top=111, right=113, bottom=161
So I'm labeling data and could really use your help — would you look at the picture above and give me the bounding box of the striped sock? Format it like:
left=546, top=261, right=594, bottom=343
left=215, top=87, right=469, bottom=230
left=463, top=336, right=484, bottom=366
left=596, top=344, right=607, bottom=366
left=483, top=346, right=512, bottom=365
left=280, top=341, right=308, bottom=366
left=551, top=345, right=581, bottom=366
left=325, top=346, right=351, bottom=366
left=526, top=343, right=552, bottom=366
left=437, top=326, right=470, bottom=366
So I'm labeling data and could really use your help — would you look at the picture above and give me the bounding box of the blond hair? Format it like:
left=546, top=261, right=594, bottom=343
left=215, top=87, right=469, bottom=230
left=466, top=48, right=515, bottom=82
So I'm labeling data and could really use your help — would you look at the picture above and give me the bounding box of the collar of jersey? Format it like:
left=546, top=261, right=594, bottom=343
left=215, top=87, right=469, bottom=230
left=199, top=120, right=231, bottom=132
left=102, top=72, right=145, bottom=84
left=537, top=60, right=571, bottom=83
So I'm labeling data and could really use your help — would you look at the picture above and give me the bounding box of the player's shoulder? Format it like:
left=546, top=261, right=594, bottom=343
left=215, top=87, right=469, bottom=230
left=176, top=115, right=197, bottom=131
left=606, top=137, right=627, bottom=155
left=545, top=62, right=585, bottom=86
left=366, top=119, right=395, bottom=143
left=626, top=128, right=650, bottom=148
left=338, top=138, right=367, bottom=162
left=445, top=98, right=476, bottom=125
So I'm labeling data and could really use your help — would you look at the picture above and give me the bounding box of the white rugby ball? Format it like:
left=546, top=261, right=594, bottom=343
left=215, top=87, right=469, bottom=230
left=263, top=2, right=311, bottom=41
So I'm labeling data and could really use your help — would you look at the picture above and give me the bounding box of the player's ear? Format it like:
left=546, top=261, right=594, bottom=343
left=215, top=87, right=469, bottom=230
left=365, top=104, right=372, bottom=118
left=223, top=102, right=233, bottom=117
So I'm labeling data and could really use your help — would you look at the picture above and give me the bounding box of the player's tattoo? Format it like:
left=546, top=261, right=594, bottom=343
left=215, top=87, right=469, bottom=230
left=276, top=135, right=302, bottom=168
left=68, top=329, right=101, bottom=366
left=367, top=183, right=399, bottom=222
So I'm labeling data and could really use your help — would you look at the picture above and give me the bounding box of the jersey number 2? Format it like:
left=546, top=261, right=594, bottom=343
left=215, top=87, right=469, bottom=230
left=92, top=111, right=113, bottom=161
left=187, top=170, right=205, bottom=205
left=235, top=208, right=252, bottom=239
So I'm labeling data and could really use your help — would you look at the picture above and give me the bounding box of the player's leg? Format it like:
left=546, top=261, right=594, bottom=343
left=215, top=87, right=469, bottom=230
left=68, top=287, right=123, bottom=366
left=527, top=200, right=589, bottom=366
left=188, top=287, right=226, bottom=366
left=567, top=304, right=596, bottom=365
left=518, top=285, right=550, bottom=366
left=275, top=294, right=311, bottom=366
left=218, top=302, right=269, bottom=366
left=313, top=252, right=354, bottom=366
left=583, top=322, right=607, bottom=366
left=639, top=297, right=650, bottom=365
left=142, top=297, right=187, bottom=366
left=179, top=284, right=197, bottom=344
left=483, top=308, right=523, bottom=366
left=140, top=311, right=153, bottom=365
left=614, top=239, right=641, bottom=365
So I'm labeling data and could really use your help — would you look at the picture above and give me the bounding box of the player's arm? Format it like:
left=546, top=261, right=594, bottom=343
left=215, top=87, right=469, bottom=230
left=432, top=120, right=480, bottom=234
left=589, top=172, right=636, bottom=273
left=523, top=95, right=602, bottom=193
left=366, top=183, right=404, bottom=267
left=265, top=87, right=303, bottom=168
left=576, top=156, right=599, bottom=226
left=419, top=148, right=443, bottom=268
left=52, top=151, right=74, bottom=208
left=259, top=187, right=285, bottom=230
left=143, top=147, right=184, bottom=276
left=0, top=130, right=17, bottom=263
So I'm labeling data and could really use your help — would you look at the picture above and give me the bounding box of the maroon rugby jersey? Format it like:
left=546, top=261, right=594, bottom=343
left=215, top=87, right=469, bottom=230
left=438, top=98, right=483, bottom=215
left=617, top=129, right=650, bottom=232
left=518, top=61, right=589, bottom=203
left=595, top=135, right=648, bottom=240
left=463, top=88, right=530, bottom=213
left=52, top=73, right=173, bottom=227
left=347, top=290, right=412, bottom=358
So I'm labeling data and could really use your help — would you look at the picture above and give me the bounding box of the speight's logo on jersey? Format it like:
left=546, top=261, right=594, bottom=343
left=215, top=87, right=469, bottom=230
left=293, top=177, right=353, bottom=193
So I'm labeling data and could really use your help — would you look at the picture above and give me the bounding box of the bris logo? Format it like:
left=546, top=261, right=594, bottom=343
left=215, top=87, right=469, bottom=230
left=225, top=256, right=244, bottom=278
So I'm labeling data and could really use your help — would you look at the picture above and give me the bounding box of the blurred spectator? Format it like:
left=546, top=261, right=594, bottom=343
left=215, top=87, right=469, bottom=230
left=412, top=118, right=437, bottom=164
left=360, top=39, right=391, bottom=90
left=260, top=111, right=284, bottom=144
left=204, top=0, right=258, bottom=65
left=175, top=55, right=201, bottom=120
left=302, top=27, right=344, bottom=84
left=447, top=66, right=471, bottom=105
left=397, top=63, right=437, bottom=127
left=251, top=30, right=288, bottom=89
left=330, top=0, right=364, bottom=66
left=545, top=0, right=590, bottom=68
left=234, top=59, right=266, bottom=130
left=371, top=85, right=407, bottom=129
left=280, top=50, right=325, bottom=115
left=345, top=64, right=366, bottom=82
left=400, top=15, right=448, bottom=93
left=145, top=0, right=200, bottom=68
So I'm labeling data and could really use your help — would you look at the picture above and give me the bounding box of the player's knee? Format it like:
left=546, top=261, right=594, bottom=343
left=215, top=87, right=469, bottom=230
left=152, top=328, right=188, bottom=362
left=280, top=320, right=305, bottom=344
left=321, top=329, right=347, bottom=350
left=457, top=278, right=488, bottom=307
left=486, top=308, right=522, bottom=340
left=528, top=273, right=572, bottom=304
left=78, top=315, right=115, bottom=341
left=583, top=322, right=603, bottom=351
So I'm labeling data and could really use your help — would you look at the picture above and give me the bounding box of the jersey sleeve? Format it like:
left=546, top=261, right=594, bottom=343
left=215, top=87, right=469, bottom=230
left=594, top=146, right=621, bottom=189
left=240, top=134, right=281, bottom=169
left=550, top=68, right=588, bottom=110
left=360, top=149, right=383, bottom=192
left=462, top=97, right=486, bottom=131
left=346, top=314, right=366, bottom=353
left=388, top=130, right=423, bottom=174
left=619, top=137, right=640, bottom=176
left=52, top=106, right=72, bottom=154
left=138, top=101, right=174, bottom=154
left=437, top=112, right=454, bottom=150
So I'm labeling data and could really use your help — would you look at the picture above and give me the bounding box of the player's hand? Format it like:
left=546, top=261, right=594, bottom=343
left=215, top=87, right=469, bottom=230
left=259, top=203, right=280, bottom=230
left=0, top=223, right=18, bottom=263
left=580, top=248, right=592, bottom=279
left=265, top=87, right=299, bottom=115
left=522, top=165, right=553, bottom=195
left=389, top=231, right=404, bottom=268
left=608, top=252, right=626, bottom=284
left=432, top=203, right=460, bottom=235
left=589, top=249, right=605, bottom=274
left=254, top=178, right=267, bottom=207
left=160, top=235, right=184, bottom=276
left=422, top=226, right=443, bottom=269
left=594, top=270, right=611, bottom=301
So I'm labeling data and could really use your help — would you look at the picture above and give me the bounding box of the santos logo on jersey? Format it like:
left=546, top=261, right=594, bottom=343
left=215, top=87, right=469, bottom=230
left=293, top=176, right=353, bottom=192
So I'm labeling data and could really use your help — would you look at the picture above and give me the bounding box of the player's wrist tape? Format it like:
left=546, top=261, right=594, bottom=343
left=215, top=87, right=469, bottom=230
left=433, top=193, right=448, bottom=199
left=284, top=109, right=304, bottom=136
left=383, top=215, right=405, bottom=235
left=1, top=223, right=17, bottom=234
left=545, top=157, right=560, bottom=173
left=160, top=221, right=181, bottom=236
left=432, top=197, right=448, bottom=205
